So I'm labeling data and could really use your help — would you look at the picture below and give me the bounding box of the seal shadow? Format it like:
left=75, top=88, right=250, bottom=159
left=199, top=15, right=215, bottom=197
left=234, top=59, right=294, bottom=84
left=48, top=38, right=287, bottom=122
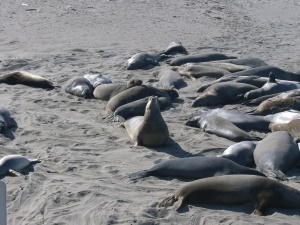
left=148, top=138, right=195, bottom=158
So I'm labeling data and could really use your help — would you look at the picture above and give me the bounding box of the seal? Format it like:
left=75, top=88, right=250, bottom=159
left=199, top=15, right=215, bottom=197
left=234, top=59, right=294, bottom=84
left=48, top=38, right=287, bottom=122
left=191, top=82, right=257, bottom=107
left=106, top=85, right=178, bottom=115
left=158, top=174, right=300, bottom=216
left=0, top=106, right=15, bottom=133
left=113, top=96, right=171, bottom=121
left=127, top=52, right=167, bottom=70
left=168, top=53, right=236, bottom=66
left=129, top=156, right=264, bottom=181
left=163, top=41, right=187, bottom=55
left=65, top=76, right=94, bottom=98
left=83, top=73, right=112, bottom=88
left=186, top=115, right=258, bottom=141
left=269, top=119, right=300, bottom=142
left=215, top=57, right=269, bottom=68
left=93, top=79, right=142, bottom=101
left=121, top=96, right=169, bottom=147
left=0, top=71, right=54, bottom=89
left=229, top=66, right=300, bottom=82
left=177, top=64, right=230, bottom=80
left=244, top=72, right=300, bottom=100
left=264, top=110, right=300, bottom=124
left=198, top=61, right=251, bottom=72
left=152, top=69, right=186, bottom=89
left=0, top=155, right=41, bottom=176
left=187, top=108, right=270, bottom=131
left=253, top=131, right=299, bottom=180
left=218, top=141, right=256, bottom=167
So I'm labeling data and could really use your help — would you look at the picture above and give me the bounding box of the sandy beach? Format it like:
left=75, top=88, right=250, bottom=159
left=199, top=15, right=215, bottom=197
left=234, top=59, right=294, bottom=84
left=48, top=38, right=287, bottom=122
left=1, top=0, right=300, bottom=224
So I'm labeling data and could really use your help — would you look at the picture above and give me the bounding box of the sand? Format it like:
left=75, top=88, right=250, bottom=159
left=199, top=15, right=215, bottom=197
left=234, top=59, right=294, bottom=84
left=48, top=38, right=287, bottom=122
left=1, top=0, right=300, bottom=224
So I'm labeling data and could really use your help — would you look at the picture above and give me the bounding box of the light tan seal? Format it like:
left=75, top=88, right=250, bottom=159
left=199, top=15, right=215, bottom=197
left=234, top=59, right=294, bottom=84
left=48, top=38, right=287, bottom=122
left=159, top=174, right=300, bottom=216
left=121, top=96, right=169, bottom=147
left=269, top=119, right=300, bottom=142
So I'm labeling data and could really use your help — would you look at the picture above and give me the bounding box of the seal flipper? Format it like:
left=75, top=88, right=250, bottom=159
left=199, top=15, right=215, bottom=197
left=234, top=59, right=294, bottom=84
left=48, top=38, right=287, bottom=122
left=158, top=195, right=177, bottom=208
left=8, top=169, right=22, bottom=177
left=253, top=199, right=269, bottom=216
left=128, top=170, right=150, bottom=181
left=264, top=169, right=288, bottom=181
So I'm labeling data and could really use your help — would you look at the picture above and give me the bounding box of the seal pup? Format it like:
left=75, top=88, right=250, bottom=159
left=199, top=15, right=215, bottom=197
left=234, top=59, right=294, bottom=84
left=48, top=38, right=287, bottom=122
left=253, top=131, right=299, bottom=180
left=191, top=82, right=257, bottom=107
left=269, top=119, right=300, bottom=142
left=0, top=106, right=15, bottom=133
left=186, top=115, right=257, bottom=142
left=177, top=64, right=230, bottom=80
left=127, top=52, right=166, bottom=70
left=0, top=155, right=41, bottom=176
left=218, top=141, right=256, bottom=167
left=93, top=79, right=142, bottom=101
left=168, top=53, right=236, bottom=66
left=163, top=41, right=187, bottom=55
left=264, top=110, right=300, bottom=124
left=83, top=73, right=112, bottom=88
left=106, top=85, right=178, bottom=115
left=121, top=96, right=169, bottom=147
left=65, top=76, right=94, bottom=98
left=129, top=156, right=264, bottom=181
left=158, top=174, right=300, bottom=216
left=152, top=69, right=185, bottom=89
left=0, top=71, right=54, bottom=89
left=244, top=72, right=300, bottom=100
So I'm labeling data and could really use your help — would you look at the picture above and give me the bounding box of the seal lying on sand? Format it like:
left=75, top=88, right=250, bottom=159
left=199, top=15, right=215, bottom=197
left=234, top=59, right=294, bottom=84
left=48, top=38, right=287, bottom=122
left=65, top=76, right=94, bottom=98
left=106, top=85, right=178, bottom=115
left=0, top=106, right=15, bottom=133
left=153, top=69, right=185, bottom=89
left=198, top=61, right=251, bottom=72
left=158, top=174, right=300, bottom=215
left=129, top=156, right=264, bottom=181
left=0, top=155, right=41, bottom=176
left=0, top=71, right=54, bottom=89
left=163, top=41, right=187, bottom=55
left=127, top=52, right=167, bottom=70
left=186, top=115, right=257, bottom=142
left=215, top=57, right=268, bottom=68
left=121, top=96, right=169, bottom=147
left=254, top=131, right=299, bottom=180
left=83, top=73, right=112, bottom=88
left=269, top=119, right=300, bottom=142
left=93, top=79, right=142, bottom=101
left=218, top=141, right=256, bottom=167
left=191, top=82, right=257, bottom=107
left=264, top=110, right=300, bottom=124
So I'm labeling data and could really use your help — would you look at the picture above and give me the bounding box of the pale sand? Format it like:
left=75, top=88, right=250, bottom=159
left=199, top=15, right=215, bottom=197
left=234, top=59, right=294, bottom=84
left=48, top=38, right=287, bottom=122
left=1, top=0, right=300, bottom=224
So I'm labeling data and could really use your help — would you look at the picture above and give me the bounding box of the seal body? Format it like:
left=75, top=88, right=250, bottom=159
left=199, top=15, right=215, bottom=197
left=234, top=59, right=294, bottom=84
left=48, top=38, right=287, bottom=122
left=122, top=96, right=169, bottom=147
left=0, top=71, right=54, bottom=89
left=127, top=52, right=163, bottom=70
left=191, top=82, right=257, bottom=107
left=219, top=141, right=256, bottom=167
left=153, top=69, right=185, bottom=89
left=129, top=156, right=264, bottom=181
left=163, top=41, right=187, bottom=55
left=198, top=62, right=251, bottom=72
left=83, top=73, right=112, bottom=88
left=93, top=79, right=142, bottom=101
left=158, top=174, right=300, bottom=216
left=65, top=76, right=94, bottom=98
left=269, top=119, right=300, bottom=142
left=0, top=107, right=15, bottom=133
left=216, top=57, right=269, bottom=68
left=253, top=131, right=299, bottom=180
left=264, top=110, right=300, bottom=124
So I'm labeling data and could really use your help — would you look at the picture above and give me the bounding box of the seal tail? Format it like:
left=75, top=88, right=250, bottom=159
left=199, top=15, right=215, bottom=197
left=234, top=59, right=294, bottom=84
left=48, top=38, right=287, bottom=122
left=30, top=159, right=41, bottom=164
left=128, top=170, right=150, bottom=181
left=264, top=169, right=288, bottom=181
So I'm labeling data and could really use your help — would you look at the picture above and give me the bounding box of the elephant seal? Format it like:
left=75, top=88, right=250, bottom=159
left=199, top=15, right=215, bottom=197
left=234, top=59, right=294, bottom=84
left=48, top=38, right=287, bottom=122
left=253, top=131, right=299, bottom=180
left=252, top=97, right=300, bottom=116
left=129, top=156, right=264, bottom=181
left=65, top=76, right=94, bottom=98
left=188, top=108, right=270, bottom=131
left=229, top=66, right=300, bottom=82
left=177, top=64, right=230, bottom=80
left=186, top=115, right=257, bottom=141
left=264, top=110, right=300, bottom=124
left=158, top=174, right=300, bottom=215
left=163, top=41, right=187, bottom=55
left=0, top=71, right=54, bottom=89
left=93, top=79, right=142, bottom=101
left=197, top=75, right=269, bottom=92
left=269, top=119, right=300, bottom=142
left=244, top=73, right=300, bottom=100
left=168, top=53, right=236, bottom=66
left=198, top=62, right=251, bottom=72
left=218, top=141, right=256, bottom=167
left=121, top=96, right=169, bottom=147
left=127, top=52, right=166, bottom=70
left=216, top=57, right=268, bottom=68
left=112, top=97, right=171, bottom=121
left=0, top=107, right=15, bottom=133
left=191, top=82, right=257, bottom=107
left=106, top=85, right=178, bottom=115
left=83, top=73, right=112, bottom=88
left=0, top=155, right=41, bottom=176
left=152, top=69, right=185, bottom=89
